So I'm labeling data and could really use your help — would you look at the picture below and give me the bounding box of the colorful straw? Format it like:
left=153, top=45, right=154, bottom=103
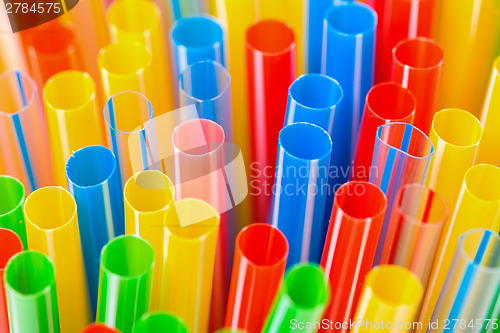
left=0, top=175, right=27, bottom=248
left=81, top=324, right=119, bottom=333
left=133, top=312, right=189, bottom=333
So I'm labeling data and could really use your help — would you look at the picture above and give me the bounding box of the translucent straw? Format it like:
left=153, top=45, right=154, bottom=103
left=43, top=70, right=106, bottom=187
left=124, top=170, right=175, bottom=310
left=391, top=38, right=444, bottom=134
left=271, top=122, right=333, bottom=267
left=24, top=186, right=90, bottom=332
left=169, top=0, right=207, bottom=19
left=107, top=0, right=174, bottom=113
left=133, top=312, right=189, bottom=333
left=0, top=228, right=23, bottom=333
left=0, top=70, right=52, bottom=192
left=66, top=145, right=125, bottom=313
left=246, top=20, right=296, bottom=222
left=352, top=82, right=416, bottom=182
left=0, top=176, right=27, bottom=248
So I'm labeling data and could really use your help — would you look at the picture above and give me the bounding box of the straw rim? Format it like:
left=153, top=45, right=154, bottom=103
left=172, top=118, right=225, bottom=158
left=0, top=228, right=23, bottom=272
left=457, top=229, right=500, bottom=273
left=376, top=122, right=434, bottom=160
left=393, top=183, right=448, bottom=227
left=81, top=323, right=118, bottom=332
left=279, top=122, right=333, bottom=162
left=0, top=70, right=38, bottom=117
left=179, top=60, right=231, bottom=104
left=170, top=14, right=224, bottom=51
left=31, top=21, right=79, bottom=60
left=431, top=108, right=482, bottom=148
left=246, top=19, right=296, bottom=56
left=463, top=164, right=500, bottom=203
left=98, top=41, right=152, bottom=77
left=66, top=145, right=118, bottom=189
left=333, top=181, right=387, bottom=223
left=123, top=170, right=175, bottom=214
left=103, top=91, right=155, bottom=135
left=136, top=311, right=189, bottom=332
left=392, top=37, right=444, bottom=71
left=43, top=70, right=96, bottom=113
left=236, top=223, right=289, bottom=270
left=288, top=73, right=343, bottom=112
left=0, top=175, right=25, bottom=218
left=24, top=186, right=77, bottom=231
left=282, top=263, right=330, bottom=309
left=365, top=82, right=416, bottom=122
left=107, top=0, right=161, bottom=35
left=325, top=2, right=377, bottom=37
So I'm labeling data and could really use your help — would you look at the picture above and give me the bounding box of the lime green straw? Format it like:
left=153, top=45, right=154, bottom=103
left=0, top=176, right=27, bottom=248
left=133, top=312, right=188, bottom=333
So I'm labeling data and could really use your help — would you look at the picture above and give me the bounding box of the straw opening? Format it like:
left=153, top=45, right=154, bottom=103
left=393, top=38, right=443, bottom=70
left=104, top=91, right=154, bottom=133
left=179, top=61, right=230, bottom=102
left=173, top=119, right=225, bottom=156
left=368, top=265, right=422, bottom=306
left=0, top=70, right=36, bottom=115
left=171, top=16, right=223, bottom=49
left=335, top=181, right=386, bottom=220
left=165, top=199, right=220, bottom=240
left=238, top=223, right=288, bottom=267
left=5, top=251, right=54, bottom=296
left=44, top=70, right=95, bottom=110
left=32, top=23, right=74, bottom=55
left=377, top=122, right=434, bottom=159
left=397, top=184, right=448, bottom=225
left=247, top=20, right=295, bottom=54
left=459, top=229, right=500, bottom=269
left=279, top=122, right=332, bottom=160
left=135, top=312, right=188, bottom=332
left=284, top=265, right=328, bottom=308
left=98, top=42, right=152, bottom=76
left=102, top=235, right=154, bottom=278
left=326, top=3, right=376, bottom=36
left=0, top=228, right=23, bottom=270
left=366, top=83, right=415, bottom=121
left=432, top=109, right=482, bottom=147
left=289, top=74, right=343, bottom=109
left=0, top=176, right=25, bottom=216
left=124, top=170, right=174, bottom=213
left=464, top=164, right=500, bottom=202
left=66, top=146, right=116, bottom=187
left=24, top=187, right=76, bottom=230
left=108, top=0, right=160, bottom=33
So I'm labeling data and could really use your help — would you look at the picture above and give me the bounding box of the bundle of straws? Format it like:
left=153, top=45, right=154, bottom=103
left=1, top=0, right=500, bottom=332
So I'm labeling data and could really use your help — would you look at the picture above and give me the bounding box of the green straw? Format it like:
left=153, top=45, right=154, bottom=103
left=133, top=312, right=188, bottom=333
left=0, top=176, right=27, bottom=248
left=96, top=235, right=155, bottom=333
left=262, top=263, right=330, bottom=333
left=4, top=250, right=59, bottom=333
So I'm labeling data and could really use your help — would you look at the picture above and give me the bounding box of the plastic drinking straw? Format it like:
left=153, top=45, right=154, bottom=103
left=0, top=176, right=27, bottom=248
left=391, top=38, right=444, bottom=134
left=319, top=181, right=386, bottom=333
left=104, top=91, right=159, bottom=185
left=215, top=330, right=247, bottom=333
left=476, top=56, right=500, bottom=166
left=321, top=2, right=377, bottom=165
left=225, top=223, right=289, bottom=332
left=418, top=164, right=500, bottom=332
left=246, top=20, right=296, bottom=222
left=24, top=186, right=90, bottom=333
left=133, top=312, right=189, bottom=333
left=160, top=198, right=220, bottom=333
left=66, top=145, right=125, bottom=313
left=168, top=0, right=208, bottom=20
left=179, top=60, right=232, bottom=140
left=369, top=122, right=434, bottom=265
left=0, top=70, right=52, bottom=192
left=0, top=228, right=23, bottom=332
left=350, top=265, right=423, bottom=333
left=371, top=0, right=437, bottom=84
left=124, top=170, right=174, bottom=310
left=107, top=0, right=174, bottom=114
left=4, top=250, right=59, bottom=333
left=0, top=7, right=28, bottom=73
left=82, top=324, right=119, bottom=332
left=436, top=0, right=500, bottom=116
left=170, top=15, right=225, bottom=90
left=96, top=235, right=154, bottom=333
left=379, top=184, right=447, bottom=290
left=271, top=122, right=332, bottom=266
left=283, top=74, right=342, bottom=229
left=430, top=229, right=500, bottom=333
left=43, top=70, right=107, bottom=187
left=262, top=263, right=330, bottom=333
left=352, top=83, right=416, bottom=182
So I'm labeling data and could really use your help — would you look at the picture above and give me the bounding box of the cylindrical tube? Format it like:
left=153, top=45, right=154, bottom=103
left=170, top=15, right=225, bottom=86
left=379, top=184, right=447, bottom=290
left=133, top=312, right=189, bottom=333
left=418, top=164, right=500, bottom=332
left=66, top=145, right=125, bottom=313
left=430, top=229, right=500, bottom=333
left=179, top=60, right=232, bottom=140
left=373, top=0, right=437, bottom=83
left=370, top=122, right=434, bottom=265
left=391, top=38, right=444, bottom=134
left=0, top=228, right=23, bottom=332
left=104, top=91, right=159, bottom=184
left=350, top=265, right=423, bottom=333
left=476, top=56, right=500, bottom=165
left=4, top=250, right=60, bottom=333
left=271, top=122, right=333, bottom=267
left=225, top=223, right=289, bottom=333
left=352, top=82, right=416, bottom=182
left=82, top=324, right=119, bottom=333
left=124, top=170, right=174, bottom=310
left=107, top=0, right=174, bottom=113
left=321, top=2, right=377, bottom=165
left=262, top=263, right=330, bottom=333
left=96, top=235, right=155, bottom=333
left=169, top=0, right=207, bottom=20
left=246, top=20, right=296, bottom=222
left=160, top=199, right=220, bottom=333
left=0, top=70, right=52, bottom=192
left=24, top=186, right=90, bottom=332
left=43, top=70, right=106, bottom=187
left=319, top=181, right=386, bottom=333
left=0, top=176, right=27, bottom=248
